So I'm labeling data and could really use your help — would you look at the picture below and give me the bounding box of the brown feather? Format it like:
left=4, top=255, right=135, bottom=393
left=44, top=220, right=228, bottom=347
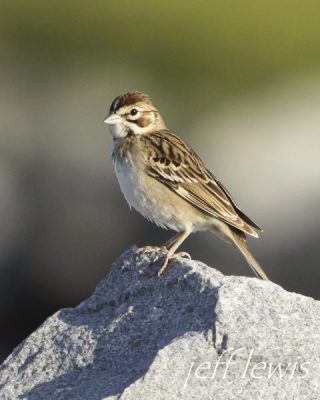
left=230, top=230, right=268, bottom=280
left=138, top=130, right=261, bottom=238
left=110, top=91, right=152, bottom=113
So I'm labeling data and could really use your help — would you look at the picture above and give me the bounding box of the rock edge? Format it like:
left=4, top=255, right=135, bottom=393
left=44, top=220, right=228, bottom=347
left=0, top=247, right=319, bottom=400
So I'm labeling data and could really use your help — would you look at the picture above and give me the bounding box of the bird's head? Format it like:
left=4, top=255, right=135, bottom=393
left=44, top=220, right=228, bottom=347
left=104, top=91, right=166, bottom=139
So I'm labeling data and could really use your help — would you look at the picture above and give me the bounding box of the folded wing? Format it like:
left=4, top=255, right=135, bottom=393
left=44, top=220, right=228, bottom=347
left=143, top=130, right=261, bottom=238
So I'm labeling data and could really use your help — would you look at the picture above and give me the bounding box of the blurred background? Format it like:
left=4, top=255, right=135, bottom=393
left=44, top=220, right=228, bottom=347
left=1, top=0, right=320, bottom=362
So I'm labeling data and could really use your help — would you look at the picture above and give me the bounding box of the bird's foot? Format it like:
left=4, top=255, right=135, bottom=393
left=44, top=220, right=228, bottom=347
left=134, top=245, right=167, bottom=255
left=156, top=252, right=191, bottom=276
left=136, top=246, right=168, bottom=277
left=137, top=246, right=191, bottom=277
left=172, top=251, right=191, bottom=260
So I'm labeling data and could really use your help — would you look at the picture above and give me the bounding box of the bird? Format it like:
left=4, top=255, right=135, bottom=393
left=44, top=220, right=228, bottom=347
left=104, top=91, right=268, bottom=280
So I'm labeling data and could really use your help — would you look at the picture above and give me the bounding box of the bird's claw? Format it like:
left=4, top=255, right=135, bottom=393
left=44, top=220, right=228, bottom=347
left=157, top=251, right=192, bottom=277
left=134, top=246, right=167, bottom=255
left=172, top=251, right=191, bottom=260
left=136, top=247, right=192, bottom=277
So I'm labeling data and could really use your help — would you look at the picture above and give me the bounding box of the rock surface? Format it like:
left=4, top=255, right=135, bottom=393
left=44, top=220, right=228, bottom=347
left=0, top=247, right=319, bottom=399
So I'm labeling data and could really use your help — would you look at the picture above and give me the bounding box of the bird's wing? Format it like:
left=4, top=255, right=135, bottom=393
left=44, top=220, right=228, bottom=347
left=141, top=130, right=260, bottom=237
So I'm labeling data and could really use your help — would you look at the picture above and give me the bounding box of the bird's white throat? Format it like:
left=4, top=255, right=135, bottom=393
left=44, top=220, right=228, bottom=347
left=109, top=123, right=128, bottom=139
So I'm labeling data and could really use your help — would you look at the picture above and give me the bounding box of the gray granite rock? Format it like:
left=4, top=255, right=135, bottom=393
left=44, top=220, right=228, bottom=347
left=0, top=247, right=319, bottom=399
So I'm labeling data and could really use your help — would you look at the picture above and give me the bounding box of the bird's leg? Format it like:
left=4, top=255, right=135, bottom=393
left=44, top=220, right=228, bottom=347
left=164, top=232, right=191, bottom=260
left=135, top=232, right=185, bottom=256
left=163, top=232, right=182, bottom=250
left=157, top=230, right=192, bottom=277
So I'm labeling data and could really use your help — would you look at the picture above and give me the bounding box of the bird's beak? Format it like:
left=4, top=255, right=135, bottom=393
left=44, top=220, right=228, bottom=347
left=103, top=113, right=123, bottom=125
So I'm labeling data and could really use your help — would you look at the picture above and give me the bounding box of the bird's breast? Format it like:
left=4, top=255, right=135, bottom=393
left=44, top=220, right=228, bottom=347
left=112, top=155, right=194, bottom=231
left=113, top=156, right=143, bottom=213
left=112, top=138, right=207, bottom=232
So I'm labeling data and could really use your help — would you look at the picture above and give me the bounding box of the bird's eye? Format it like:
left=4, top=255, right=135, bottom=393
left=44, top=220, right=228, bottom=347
left=130, top=108, right=138, bottom=116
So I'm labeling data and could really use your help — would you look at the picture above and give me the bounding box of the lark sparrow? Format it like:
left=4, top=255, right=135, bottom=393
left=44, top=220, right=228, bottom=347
left=104, top=91, right=268, bottom=280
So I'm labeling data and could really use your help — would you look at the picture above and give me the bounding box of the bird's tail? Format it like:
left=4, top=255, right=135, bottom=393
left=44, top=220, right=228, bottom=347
left=231, top=231, right=269, bottom=280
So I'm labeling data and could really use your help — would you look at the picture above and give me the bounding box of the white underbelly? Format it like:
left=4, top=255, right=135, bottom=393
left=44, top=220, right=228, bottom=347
left=113, top=159, right=196, bottom=231
left=114, top=160, right=147, bottom=215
